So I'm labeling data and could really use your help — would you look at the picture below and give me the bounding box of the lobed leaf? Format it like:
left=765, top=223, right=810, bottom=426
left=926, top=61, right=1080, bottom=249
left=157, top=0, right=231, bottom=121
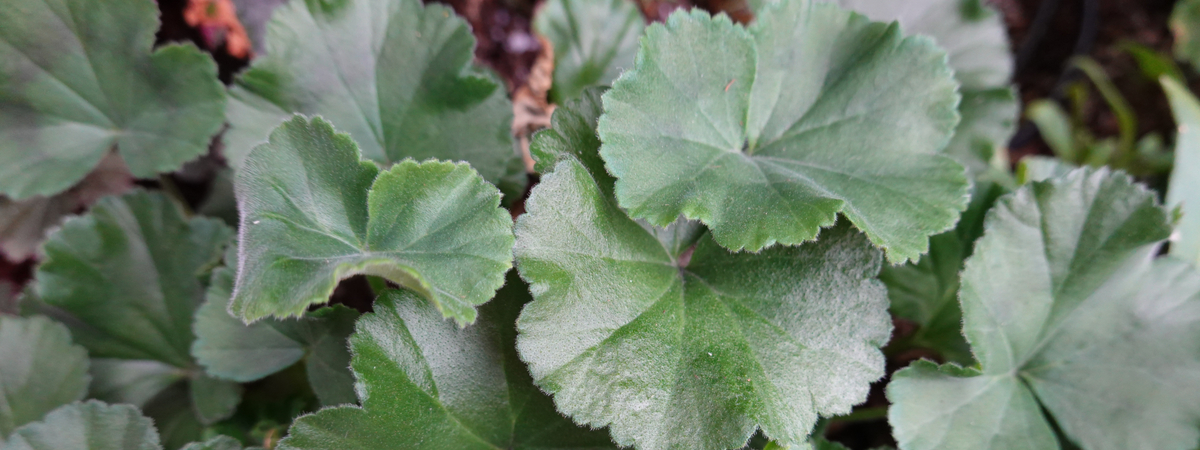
left=0, top=0, right=225, bottom=199
left=888, top=168, right=1200, bottom=450
left=1163, top=77, right=1200, bottom=266
left=534, top=0, right=645, bottom=104
left=277, top=275, right=618, bottom=450
left=516, top=93, right=891, bottom=449
left=0, top=316, right=89, bottom=437
left=597, top=1, right=967, bottom=261
left=230, top=116, right=514, bottom=324
left=194, top=245, right=359, bottom=406
left=224, top=0, right=524, bottom=198
left=2, top=401, right=161, bottom=450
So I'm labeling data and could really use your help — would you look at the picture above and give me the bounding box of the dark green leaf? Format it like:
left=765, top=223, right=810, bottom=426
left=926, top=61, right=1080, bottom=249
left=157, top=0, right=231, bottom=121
left=534, top=0, right=644, bottom=103
left=277, top=275, right=618, bottom=449
left=597, top=2, right=966, bottom=261
left=194, top=245, right=359, bottom=406
left=0, top=0, right=225, bottom=199
left=515, top=95, right=891, bottom=449
left=2, top=401, right=161, bottom=450
left=230, top=116, right=514, bottom=325
left=0, top=316, right=89, bottom=436
left=888, top=168, right=1200, bottom=450
left=223, top=0, right=524, bottom=198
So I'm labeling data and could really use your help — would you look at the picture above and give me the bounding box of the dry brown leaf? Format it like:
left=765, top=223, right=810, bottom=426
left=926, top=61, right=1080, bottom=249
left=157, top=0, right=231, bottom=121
left=512, top=35, right=556, bottom=173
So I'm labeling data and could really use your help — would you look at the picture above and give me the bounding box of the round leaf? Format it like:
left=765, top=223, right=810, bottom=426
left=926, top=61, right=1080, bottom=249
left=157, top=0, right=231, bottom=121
left=230, top=116, right=514, bottom=325
left=597, top=2, right=967, bottom=261
left=888, top=168, right=1200, bottom=450
left=224, top=0, right=524, bottom=198
left=0, top=0, right=225, bottom=199
left=3, top=401, right=161, bottom=450
left=516, top=95, right=891, bottom=449
left=0, top=316, right=90, bottom=437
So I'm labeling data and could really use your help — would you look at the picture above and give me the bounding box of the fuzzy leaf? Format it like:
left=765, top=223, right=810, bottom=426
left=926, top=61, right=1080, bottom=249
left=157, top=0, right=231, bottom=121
left=35, top=190, right=232, bottom=366
left=0, top=316, right=89, bottom=437
left=277, top=275, right=618, bottom=450
left=194, top=245, right=358, bottom=406
left=224, top=0, right=524, bottom=197
left=1163, top=77, right=1200, bottom=266
left=231, top=116, right=514, bottom=324
left=534, top=0, right=644, bottom=104
left=2, top=401, right=161, bottom=450
left=816, top=0, right=1017, bottom=175
left=0, top=0, right=225, bottom=199
left=597, top=2, right=966, bottom=261
left=888, top=168, right=1200, bottom=450
left=515, top=96, right=891, bottom=450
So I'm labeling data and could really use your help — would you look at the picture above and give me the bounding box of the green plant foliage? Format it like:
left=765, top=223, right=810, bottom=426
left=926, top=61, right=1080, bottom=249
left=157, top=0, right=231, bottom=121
left=877, top=181, right=1004, bottom=364
left=888, top=168, right=1200, bottom=450
left=29, top=190, right=240, bottom=445
left=0, top=316, right=89, bottom=437
left=0, top=0, right=226, bottom=199
left=194, top=245, right=359, bottom=406
left=516, top=92, right=891, bottom=450
left=230, top=116, right=514, bottom=324
left=181, top=435, right=263, bottom=450
left=1162, top=77, right=1200, bottom=266
left=825, top=0, right=1018, bottom=177
left=276, top=277, right=618, bottom=449
left=223, top=0, right=524, bottom=198
left=1172, top=0, right=1200, bottom=70
left=534, top=0, right=644, bottom=104
left=597, top=2, right=967, bottom=261
left=1017, top=156, right=1077, bottom=184
left=2, top=401, right=160, bottom=450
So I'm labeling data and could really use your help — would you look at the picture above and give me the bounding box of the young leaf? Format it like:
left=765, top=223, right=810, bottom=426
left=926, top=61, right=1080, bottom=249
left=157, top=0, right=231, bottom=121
left=534, top=0, right=644, bottom=104
left=878, top=181, right=1005, bottom=364
left=194, top=245, right=359, bottom=406
left=223, top=0, right=524, bottom=197
left=31, top=190, right=240, bottom=438
left=597, top=2, right=967, bottom=261
left=1162, top=77, right=1200, bottom=266
left=0, top=0, right=226, bottom=199
left=182, top=435, right=263, bottom=450
left=231, top=116, right=514, bottom=324
left=825, top=0, right=1018, bottom=176
left=516, top=94, right=891, bottom=449
left=0, top=316, right=90, bottom=437
left=276, top=276, right=618, bottom=449
left=2, top=401, right=161, bottom=450
left=888, top=168, right=1200, bottom=450
left=36, top=190, right=232, bottom=366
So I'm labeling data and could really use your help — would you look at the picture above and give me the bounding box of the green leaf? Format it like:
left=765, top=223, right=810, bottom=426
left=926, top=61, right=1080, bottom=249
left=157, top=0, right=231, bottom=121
left=0, top=0, right=225, bottom=199
left=888, top=168, right=1200, bottom=450
left=230, top=116, right=514, bottom=325
left=182, top=435, right=261, bottom=450
left=515, top=96, right=891, bottom=449
left=1017, top=156, right=1076, bottom=185
left=87, top=359, right=182, bottom=410
left=597, top=2, right=967, bottom=261
left=36, top=190, right=232, bottom=366
left=878, top=181, right=1005, bottom=365
left=276, top=275, right=618, bottom=450
left=2, top=401, right=161, bottom=450
left=191, top=374, right=244, bottom=425
left=1163, top=77, right=1200, bottom=266
left=1172, top=0, right=1200, bottom=71
left=534, top=0, right=644, bottom=104
left=826, top=0, right=1018, bottom=175
left=1026, top=100, right=1076, bottom=161
left=194, top=245, right=359, bottom=406
left=0, top=316, right=89, bottom=437
left=223, top=0, right=524, bottom=198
